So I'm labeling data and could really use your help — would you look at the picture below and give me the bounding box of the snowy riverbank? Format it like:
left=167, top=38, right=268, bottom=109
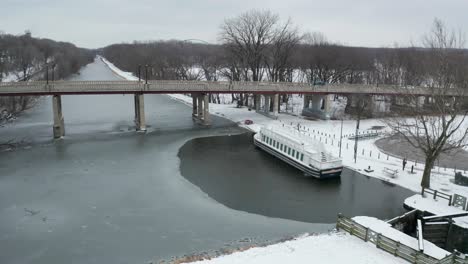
left=100, top=56, right=468, bottom=197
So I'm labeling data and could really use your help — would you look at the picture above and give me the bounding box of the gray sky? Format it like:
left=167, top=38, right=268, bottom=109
left=1, top=0, right=467, bottom=49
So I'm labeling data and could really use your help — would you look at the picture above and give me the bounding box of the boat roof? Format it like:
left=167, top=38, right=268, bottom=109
left=260, top=125, right=325, bottom=154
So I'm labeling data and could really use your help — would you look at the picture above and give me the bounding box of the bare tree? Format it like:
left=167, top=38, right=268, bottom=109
left=264, top=19, right=301, bottom=82
left=384, top=19, right=468, bottom=188
left=219, top=10, right=281, bottom=82
left=220, top=10, right=284, bottom=106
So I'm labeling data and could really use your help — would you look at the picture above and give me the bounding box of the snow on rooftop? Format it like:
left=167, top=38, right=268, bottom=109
left=190, top=232, right=407, bottom=264
left=404, top=194, right=468, bottom=228
left=262, top=125, right=323, bottom=153
left=353, top=216, right=450, bottom=260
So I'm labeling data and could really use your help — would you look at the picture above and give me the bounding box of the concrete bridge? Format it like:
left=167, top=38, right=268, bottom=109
left=0, top=80, right=457, bottom=96
left=0, top=80, right=464, bottom=138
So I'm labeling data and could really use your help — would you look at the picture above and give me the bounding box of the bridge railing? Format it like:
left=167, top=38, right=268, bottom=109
left=0, top=80, right=462, bottom=96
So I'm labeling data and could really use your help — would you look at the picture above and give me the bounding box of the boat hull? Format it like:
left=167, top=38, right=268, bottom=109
left=254, top=136, right=342, bottom=179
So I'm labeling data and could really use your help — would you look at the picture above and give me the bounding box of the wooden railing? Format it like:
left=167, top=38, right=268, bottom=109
left=387, top=209, right=418, bottom=225
left=336, top=214, right=467, bottom=264
left=422, top=188, right=453, bottom=206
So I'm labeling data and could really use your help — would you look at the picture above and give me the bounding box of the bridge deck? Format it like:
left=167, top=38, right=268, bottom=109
left=0, top=80, right=460, bottom=96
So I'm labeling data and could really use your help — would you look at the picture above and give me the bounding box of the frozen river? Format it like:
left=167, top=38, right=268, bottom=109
left=0, top=58, right=412, bottom=264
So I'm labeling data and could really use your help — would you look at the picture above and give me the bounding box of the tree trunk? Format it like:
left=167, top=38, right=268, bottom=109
left=421, top=156, right=436, bottom=188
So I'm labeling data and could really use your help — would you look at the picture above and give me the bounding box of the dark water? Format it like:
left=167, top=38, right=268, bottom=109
left=179, top=133, right=414, bottom=223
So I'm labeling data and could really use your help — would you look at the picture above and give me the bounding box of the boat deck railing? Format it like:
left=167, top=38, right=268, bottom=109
left=310, top=153, right=342, bottom=170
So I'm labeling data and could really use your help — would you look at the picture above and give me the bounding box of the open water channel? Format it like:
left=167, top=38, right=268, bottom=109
left=0, top=58, right=413, bottom=264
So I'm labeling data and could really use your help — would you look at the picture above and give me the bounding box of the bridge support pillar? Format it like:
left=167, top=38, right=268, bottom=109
left=197, top=95, right=203, bottom=117
left=254, top=94, right=278, bottom=120
left=52, top=95, right=65, bottom=139
left=264, top=95, right=271, bottom=114
left=272, top=94, right=279, bottom=117
left=303, top=94, right=311, bottom=108
left=255, top=94, right=261, bottom=111
left=134, top=94, right=146, bottom=131
left=192, top=93, right=210, bottom=125
left=203, top=94, right=210, bottom=125
left=302, top=94, right=331, bottom=120
left=192, top=94, right=197, bottom=116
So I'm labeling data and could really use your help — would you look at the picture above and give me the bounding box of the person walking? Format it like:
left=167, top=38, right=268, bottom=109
left=402, top=158, right=407, bottom=171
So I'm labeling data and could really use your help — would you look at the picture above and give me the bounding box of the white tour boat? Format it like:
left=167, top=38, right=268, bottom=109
left=253, top=125, right=343, bottom=179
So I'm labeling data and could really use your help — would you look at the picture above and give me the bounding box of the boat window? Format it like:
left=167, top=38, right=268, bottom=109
left=301, top=153, right=304, bottom=161
left=273, top=140, right=276, bottom=146
left=292, top=149, right=295, bottom=157
left=276, top=142, right=279, bottom=148
left=288, top=147, right=291, bottom=155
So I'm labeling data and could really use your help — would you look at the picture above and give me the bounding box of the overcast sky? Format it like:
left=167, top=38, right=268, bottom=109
left=1, top=0, right=467, bottom=49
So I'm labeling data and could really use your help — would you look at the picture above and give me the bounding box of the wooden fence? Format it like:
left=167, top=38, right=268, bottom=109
left=336, top=214, right=467, bottom=264
left=422, top=188, right=453, bottom=206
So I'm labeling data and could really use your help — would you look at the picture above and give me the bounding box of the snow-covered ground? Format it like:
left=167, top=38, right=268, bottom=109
left=99, top=56, right=139, bottom=81
left=1, top=72, right=20, bottom=82
left=189, top=232, right=407, bottom=264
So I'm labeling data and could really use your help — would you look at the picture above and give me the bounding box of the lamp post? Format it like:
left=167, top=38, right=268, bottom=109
left=45, top=64, right=49, bottom=84
left=52, top=64, right=56, bottom=81
left=144, top=65, right=148, bottom=84
left=137, top=65, right=142, bottom=82
left=339, top=118, right=344, bottom=158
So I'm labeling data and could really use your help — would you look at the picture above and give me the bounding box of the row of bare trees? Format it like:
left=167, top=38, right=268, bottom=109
left=0, top=31, right=94, bottom=117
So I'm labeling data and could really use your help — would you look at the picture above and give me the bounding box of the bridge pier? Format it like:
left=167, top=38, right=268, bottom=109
left=303, top=95, right=311, bottom=108
left=192, top=93, right=210, bottom=125
left=264, top=95, right=270, bottom=114
left=272, top=94, right=279, bottom=117
left=52, top=95, right=65, bottom=138
left=203, top=94, right=210, bottom=124
left=302, top=94, right=332, bottom=120
left=197, top=95, right=203, bottom=117
left=255, top=94, right=279, bottom=119
left=134, top=94, right=146, bottom=131
left=255, top=95, right=261, bottom=111
left=192, top=95, right=197, bottom=117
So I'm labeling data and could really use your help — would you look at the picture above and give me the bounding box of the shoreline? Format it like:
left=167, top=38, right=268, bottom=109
left=99, top=56, right=468, bottom=195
